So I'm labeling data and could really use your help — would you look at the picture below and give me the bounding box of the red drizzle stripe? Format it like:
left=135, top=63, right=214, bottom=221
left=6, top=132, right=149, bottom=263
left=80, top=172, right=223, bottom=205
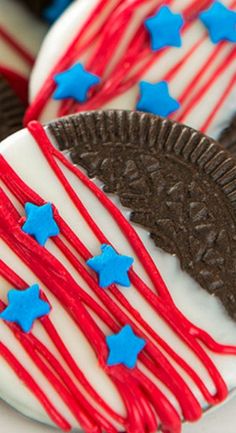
left=0, top=260, right=124, bottom=431
left=175, top=47, right=236, bottom=123
left=0, top=26, right=35, bottom=67
left=0, top=340, right=70, bottom=431
left=200, top=73, right=236, bottom=133
left=1, top=122, right=236, bottom=433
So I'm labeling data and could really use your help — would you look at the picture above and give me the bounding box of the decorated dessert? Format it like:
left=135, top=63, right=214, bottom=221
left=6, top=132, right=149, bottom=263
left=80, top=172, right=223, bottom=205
left=1, top=111, right=236, bottom=433
left=26, top=0, right=236, bottom=139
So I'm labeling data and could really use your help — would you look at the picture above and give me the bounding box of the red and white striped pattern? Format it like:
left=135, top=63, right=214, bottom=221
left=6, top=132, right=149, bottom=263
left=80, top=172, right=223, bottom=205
left=27, top=0, right=236, bottom=136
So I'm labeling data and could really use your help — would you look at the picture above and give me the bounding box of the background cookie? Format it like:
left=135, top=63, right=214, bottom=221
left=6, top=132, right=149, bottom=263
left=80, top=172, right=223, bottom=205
left=26, top=0, right=236, bottom=139
left=17, top=0, right=52, bottom=16
left=17, top=0, right=74, bottom=24
left=0, top=0, right=48, bottom=136
left=0, top=0, right=47, bottom=78
left=1, top=111, right=236, bottom=433
left=0, top=70, right=26, bottom=140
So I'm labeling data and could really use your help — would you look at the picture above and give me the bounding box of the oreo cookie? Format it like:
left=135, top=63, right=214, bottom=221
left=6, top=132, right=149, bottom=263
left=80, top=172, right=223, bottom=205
left=219, top=115, right=236, bottom=156
left=49, top=110, right=236, bottom=321
left=0, top=73, right=26, bottom=141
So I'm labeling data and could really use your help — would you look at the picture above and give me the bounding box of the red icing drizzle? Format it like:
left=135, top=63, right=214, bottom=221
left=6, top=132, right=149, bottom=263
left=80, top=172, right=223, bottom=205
left=0, top=24, right=34, bottom=102
left=201, top=74, right=235, bottom=133
left=1, top=122, right=236, bottom=432
left=0, top=26, right=35, bottom=67
left=24, top=0, right=235, bottom=131
left=176, top=47, right=235, bottom=124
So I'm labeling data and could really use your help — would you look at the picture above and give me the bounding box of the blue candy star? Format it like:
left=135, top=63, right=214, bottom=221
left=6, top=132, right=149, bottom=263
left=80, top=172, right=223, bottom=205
left=106, top=325, right=146, bottom=369
left=0, top=284, right=51, bottom=333
left=87, top=244, right=134, bottom=288
left=53, top=63, right=101, bottom=103
left=200, top=2, right=236, bottom=43
left=145, top=6, right=184, bottom=51
left=43, top=0, right=73, bottom=24
left=22, top=202, right=60, bottom=246
left=137, top=80, right=180, bottom=117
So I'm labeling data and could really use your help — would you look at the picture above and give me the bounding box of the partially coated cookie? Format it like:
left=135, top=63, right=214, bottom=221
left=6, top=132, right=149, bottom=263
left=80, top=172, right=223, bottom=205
left=1, top=111, right=236, bottom=433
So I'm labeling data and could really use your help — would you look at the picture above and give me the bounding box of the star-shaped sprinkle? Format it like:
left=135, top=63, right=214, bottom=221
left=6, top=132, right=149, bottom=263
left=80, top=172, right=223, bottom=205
left=22, top=202, right=60, bottom=246
left=199, top=2, right=236, bottom=43
left=43, top=0, right=73, bottom=24
left=145, top=5, right=184, bottom=51
left=106, top=325, right=146, bottom=369
left=137, top=80, right=180, bottom=117
left=53, top=63, right=101, bottom=103
left=0, top=284, right=51, bottom=333
left=87, top=244, right=134, bottom=288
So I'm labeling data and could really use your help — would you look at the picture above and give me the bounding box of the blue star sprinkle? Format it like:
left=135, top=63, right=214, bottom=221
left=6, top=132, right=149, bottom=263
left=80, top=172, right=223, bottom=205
left=199, top=2, right=236, bottom=43
left=106, top=325, right=146, bottom=369
left=22, top=202, right=60, bottom=246
left=145, top=5, right=184, bottom=51
left=137, top=80, right=180, bottom=117
left=53, top=63, right=101, bottom=103
left=43, top=0, right=73, bottom=24
left=0, top=284, right=51, bottom=333
left=87, top=244, right=134, bottom=288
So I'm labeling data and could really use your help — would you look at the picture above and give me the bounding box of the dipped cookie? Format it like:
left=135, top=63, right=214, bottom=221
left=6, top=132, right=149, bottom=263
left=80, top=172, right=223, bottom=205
left=26, top=0, right=236, bottom=139
left=0, top=0, right=47, bottom=137
left=1, top=111, right=236, bottom=433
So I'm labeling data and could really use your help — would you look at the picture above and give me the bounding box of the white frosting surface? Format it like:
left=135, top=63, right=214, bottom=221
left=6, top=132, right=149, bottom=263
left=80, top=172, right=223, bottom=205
left=1, top=126, right=236, bottom=429
left=30, top=0, right=236, bottom=137
left=0, top=0, right=47, bottom=77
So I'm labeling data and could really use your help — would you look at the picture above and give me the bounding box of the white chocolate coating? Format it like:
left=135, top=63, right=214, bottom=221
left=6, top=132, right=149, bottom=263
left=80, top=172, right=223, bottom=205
left=0, top=125, right=236, bottom=430
left=30, top=0, right=236, bottom=137
left=0, top=0, right=47, bottom=77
